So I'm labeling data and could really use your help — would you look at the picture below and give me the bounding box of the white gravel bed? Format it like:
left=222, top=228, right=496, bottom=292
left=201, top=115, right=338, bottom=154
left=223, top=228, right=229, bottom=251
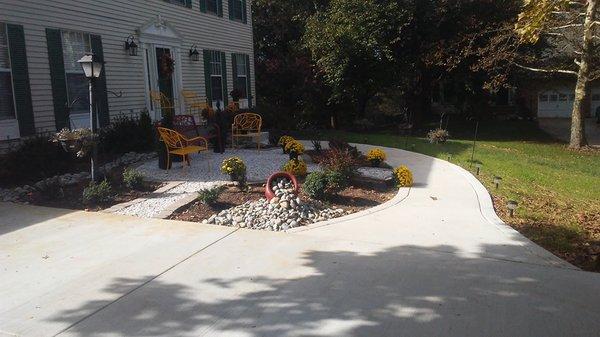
left=358, top=167, right=393, bottom=181
left=115, top=181, right=226, bottom=218
left=136, top=148, right=318, bottom=183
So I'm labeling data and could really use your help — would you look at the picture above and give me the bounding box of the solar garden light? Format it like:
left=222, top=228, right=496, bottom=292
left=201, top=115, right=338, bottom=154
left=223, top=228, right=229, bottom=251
left=410, top=144, right=416, bottom=151
left=493, top=176, right=502, bottom=189
left=507, top=200, right=518, bottom=217
left=475, top=162, right=482, bottom=175
left=78, top=53, right=104, bottom=182
left=447, top=154, right=452, bottom=161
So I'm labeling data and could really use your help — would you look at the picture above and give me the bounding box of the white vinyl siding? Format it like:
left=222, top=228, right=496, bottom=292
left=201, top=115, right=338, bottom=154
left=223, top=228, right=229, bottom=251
left=0, top=0, right=255, bottom=133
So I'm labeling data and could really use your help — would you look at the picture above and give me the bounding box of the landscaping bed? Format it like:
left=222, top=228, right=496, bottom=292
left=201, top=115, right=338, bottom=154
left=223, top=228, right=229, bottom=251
left=170, top=176, right=396, bottom=229
left=20, top=166, right=162, bottom=211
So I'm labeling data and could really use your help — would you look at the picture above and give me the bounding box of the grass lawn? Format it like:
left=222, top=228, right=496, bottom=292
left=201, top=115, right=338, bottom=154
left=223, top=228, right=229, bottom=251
left=312, top=120, right=600, bottom=271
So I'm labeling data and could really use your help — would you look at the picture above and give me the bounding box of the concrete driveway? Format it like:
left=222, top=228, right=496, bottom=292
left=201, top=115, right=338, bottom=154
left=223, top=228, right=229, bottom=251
left=1, top=145, right=599, bottom=337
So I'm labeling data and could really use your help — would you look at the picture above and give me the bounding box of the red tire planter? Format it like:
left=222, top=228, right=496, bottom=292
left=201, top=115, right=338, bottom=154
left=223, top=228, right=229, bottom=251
left=265, top=172, right=299, bottom=200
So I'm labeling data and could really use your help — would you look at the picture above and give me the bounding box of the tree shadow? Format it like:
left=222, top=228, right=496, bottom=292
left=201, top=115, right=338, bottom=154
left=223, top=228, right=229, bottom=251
left=49, top=243, right=600, bottom=336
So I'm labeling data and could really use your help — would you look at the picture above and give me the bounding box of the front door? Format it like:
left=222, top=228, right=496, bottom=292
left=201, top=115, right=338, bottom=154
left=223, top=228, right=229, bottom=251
left=144, top=44, right=182, bottom=120
left=156, top=47, right=175, bottom=117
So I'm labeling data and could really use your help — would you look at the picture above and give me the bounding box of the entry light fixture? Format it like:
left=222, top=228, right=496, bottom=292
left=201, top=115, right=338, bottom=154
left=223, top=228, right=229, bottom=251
left=189, top=45, right=200, bottom=62
left=125, top=35, right=138, bottom=56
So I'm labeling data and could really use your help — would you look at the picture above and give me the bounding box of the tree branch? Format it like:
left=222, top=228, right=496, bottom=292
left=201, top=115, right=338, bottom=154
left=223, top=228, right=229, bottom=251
left=514, top=63, right=578, bottom=75
left=549, top=23, right=584, bottom=30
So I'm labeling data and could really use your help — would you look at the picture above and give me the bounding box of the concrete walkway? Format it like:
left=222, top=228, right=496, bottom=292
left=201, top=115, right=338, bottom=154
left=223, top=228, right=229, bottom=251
left=1, top=145, right=599, bottom=337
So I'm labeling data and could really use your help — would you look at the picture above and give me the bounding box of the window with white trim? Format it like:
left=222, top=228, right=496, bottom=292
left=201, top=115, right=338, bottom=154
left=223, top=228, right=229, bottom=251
left=61, top=30, right=91, bottom=115
left=0, top=23, right=16, bottom=121
left=234, top=54, right=248, bottom=99
left=210, top=50, right=224, bottom=103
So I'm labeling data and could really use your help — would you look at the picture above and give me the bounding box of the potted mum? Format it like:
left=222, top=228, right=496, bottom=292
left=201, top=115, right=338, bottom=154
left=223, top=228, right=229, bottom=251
left=278, top=135, right=295, bottom=154
left=285, top=140, right=305, bottom=160
left=366, top=148, right=387, bottom=167
left=221, top=157, right=247, bottom=183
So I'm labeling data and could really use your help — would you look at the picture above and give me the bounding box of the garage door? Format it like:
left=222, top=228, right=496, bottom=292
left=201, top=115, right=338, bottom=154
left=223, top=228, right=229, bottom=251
left=538, top=89, right=574, bottom=118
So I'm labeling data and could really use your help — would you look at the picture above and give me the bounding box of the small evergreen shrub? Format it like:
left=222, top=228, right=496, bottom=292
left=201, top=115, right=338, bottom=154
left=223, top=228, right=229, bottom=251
left=82, top=180, right=113, bottom=204
left=282, top=159, right=308, bottom=177
left=303, top=170, right=347, bottom=200
left=122, top=168, right=144, bottom=190
left=197, top=186, right=225, bottom=204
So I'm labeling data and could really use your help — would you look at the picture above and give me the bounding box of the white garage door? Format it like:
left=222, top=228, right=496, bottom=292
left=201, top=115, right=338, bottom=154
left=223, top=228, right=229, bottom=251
left=538, top=89, right=574, bottom=118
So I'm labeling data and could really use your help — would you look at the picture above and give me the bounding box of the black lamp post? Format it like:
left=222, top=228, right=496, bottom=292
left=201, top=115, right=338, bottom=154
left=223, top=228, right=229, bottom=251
left=77, top=53, right=104, bottom=182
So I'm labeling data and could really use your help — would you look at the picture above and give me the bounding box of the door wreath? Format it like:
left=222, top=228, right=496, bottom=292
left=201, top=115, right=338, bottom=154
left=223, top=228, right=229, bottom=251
left=159, top=53, right=175, bottom=78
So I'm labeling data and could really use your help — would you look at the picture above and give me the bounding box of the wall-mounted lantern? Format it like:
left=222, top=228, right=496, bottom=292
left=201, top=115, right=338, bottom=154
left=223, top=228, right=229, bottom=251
left=189, top=45, right=200, bottom=62
left=125, top=35, right=138, bottom=56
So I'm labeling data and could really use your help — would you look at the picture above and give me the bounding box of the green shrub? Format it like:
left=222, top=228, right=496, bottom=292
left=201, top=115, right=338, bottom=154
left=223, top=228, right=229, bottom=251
left=197, top=186, right=225, bottom=204
left=303, top=170, right=347, bottom=200
left=122, top=168, right=144, bottom=190
left=98, top=110, right=155, bottom=155
left=82, top=180, right=113, bottom=204
left=0, top=135, right=80, bottom=188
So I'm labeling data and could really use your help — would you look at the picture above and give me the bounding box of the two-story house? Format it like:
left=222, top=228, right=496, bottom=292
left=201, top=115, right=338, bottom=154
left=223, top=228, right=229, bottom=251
left=0, top=0, right=255, bottom=142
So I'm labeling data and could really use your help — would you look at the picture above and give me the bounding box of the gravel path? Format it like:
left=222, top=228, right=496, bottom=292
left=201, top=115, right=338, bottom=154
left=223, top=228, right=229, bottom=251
left=357, top=167, right=393, bottom=180
left=115, top=149, right=319, bottom=218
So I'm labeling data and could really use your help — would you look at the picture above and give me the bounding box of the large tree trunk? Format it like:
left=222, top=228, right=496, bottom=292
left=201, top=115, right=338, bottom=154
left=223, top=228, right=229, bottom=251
left=570, top=0, right=596, bottom=149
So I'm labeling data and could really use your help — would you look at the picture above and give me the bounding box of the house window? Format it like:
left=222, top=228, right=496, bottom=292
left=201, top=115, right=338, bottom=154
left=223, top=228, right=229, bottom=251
left=549, top=94, right=558, bottom=102
left=559, top=93, right=568, bottom=102
left=206, top=0, right=218, bottom=14
left=61, top=30, right=91, bottom=115
left=0, top=23, right=16, bottom=121
left=167, top=0, right=187, bottom=6
left=592, top=94, right=600, bottom=101
left=569, top=94, right=575, bottom=101
left=231, top=0, right=244, bottom=21
left=539, top=94, right=548, bottom=102
left=234, top=54, right=248, bottom=99
left=210, top=50, right=223, bottom=104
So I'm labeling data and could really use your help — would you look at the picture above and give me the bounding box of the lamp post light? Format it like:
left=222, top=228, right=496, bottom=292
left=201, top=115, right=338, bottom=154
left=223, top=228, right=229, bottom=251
left=77, top=53, right=104, bottom=182
left=507, top=200, right=518, bottom=217
left=493, top=176, right=502, bottom=189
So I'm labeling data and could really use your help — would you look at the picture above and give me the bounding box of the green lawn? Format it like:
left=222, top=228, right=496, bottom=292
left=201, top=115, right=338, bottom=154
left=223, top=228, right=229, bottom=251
left=311, top=121, right=600, bottom=271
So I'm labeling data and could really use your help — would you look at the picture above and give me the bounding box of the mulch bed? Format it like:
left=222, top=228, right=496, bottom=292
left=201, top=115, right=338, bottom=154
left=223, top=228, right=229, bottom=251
left=492, top=194, right=600, bottom=272
left=171, top=176, right=396, bottom=223
left=21, top=166, right=162, bottom=212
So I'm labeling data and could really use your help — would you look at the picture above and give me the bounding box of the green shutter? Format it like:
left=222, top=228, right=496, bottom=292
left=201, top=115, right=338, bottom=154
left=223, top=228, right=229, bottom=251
left=185, top=0, right=192, bottom=8
left=7, top=24, right=35, bottom=136
left=46, top=28, right=69, bottom=131
left=231, top=53, right=238, bottom=95
left=241, top=0, right=247, bottom=24
left=228, top=0, right=234, bottom=20
left=221, top=52, right=228, bottom=107
left=199, top=0, right=207, bottom=12
left=245, top=54, right=252, bottom=108
left=217, top=0, right=223, bottom=17
left=90, top=35, right=110, bottom=128
left=203, top=50, right=212, bottom=103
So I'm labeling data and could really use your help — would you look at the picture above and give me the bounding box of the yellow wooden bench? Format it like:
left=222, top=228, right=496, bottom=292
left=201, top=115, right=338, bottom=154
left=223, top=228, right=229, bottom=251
left=157, top=127, right=209, bottom=169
